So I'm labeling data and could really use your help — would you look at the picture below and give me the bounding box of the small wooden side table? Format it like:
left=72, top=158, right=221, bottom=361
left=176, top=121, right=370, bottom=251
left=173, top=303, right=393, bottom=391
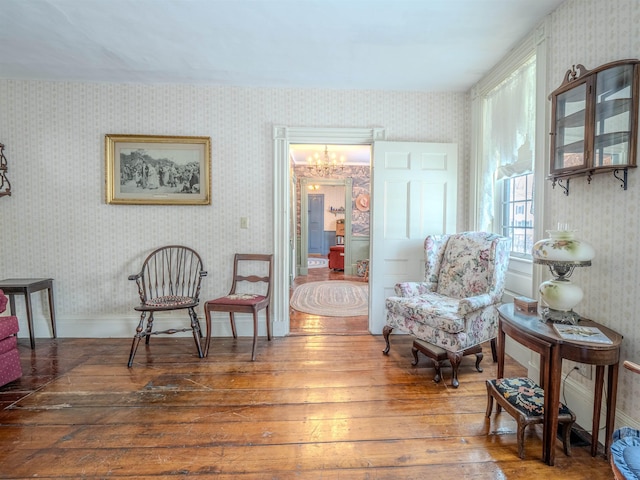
left=497, top=303, right=622, bottom=466
left=0, top=278, right=57, bottom=349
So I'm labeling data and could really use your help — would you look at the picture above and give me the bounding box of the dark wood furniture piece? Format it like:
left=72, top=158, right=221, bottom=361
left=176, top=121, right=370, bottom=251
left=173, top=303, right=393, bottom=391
left=328, top=245, right=344, bottom=270
left=127, top=246, right=207, bottom=367
left=0, top=278, right=57, bottom=349
left=486, top=376, right=576, bottom=459
left=548, top=59, right=639, bottom=194
left=411, top=338, right=484, bottom=388
left=497, top=303, right=623, bottom=466
left=204, top=253, right=273, bottom=361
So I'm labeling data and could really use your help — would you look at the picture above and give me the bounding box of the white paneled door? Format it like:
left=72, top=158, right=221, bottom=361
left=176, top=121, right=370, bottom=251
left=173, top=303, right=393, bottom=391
left=369, top=141, right=458, bottom=334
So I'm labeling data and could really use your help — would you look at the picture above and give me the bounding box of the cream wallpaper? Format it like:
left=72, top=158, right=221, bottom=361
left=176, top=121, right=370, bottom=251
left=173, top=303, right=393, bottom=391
left=1, top=0, right=637, bottom=433
left=0, top=82, right=467, bottom=336
left=546, top=0, right=640, bottom=418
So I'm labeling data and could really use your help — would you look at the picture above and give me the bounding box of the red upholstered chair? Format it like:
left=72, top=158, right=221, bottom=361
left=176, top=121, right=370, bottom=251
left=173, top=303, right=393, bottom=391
left=204, top=254, right=273, bottom=361
left=0, top=289, right=22, bottom=387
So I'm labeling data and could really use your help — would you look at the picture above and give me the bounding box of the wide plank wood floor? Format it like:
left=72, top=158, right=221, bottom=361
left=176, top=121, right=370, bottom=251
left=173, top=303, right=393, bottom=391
left=0, top=332, right=615, bottom=479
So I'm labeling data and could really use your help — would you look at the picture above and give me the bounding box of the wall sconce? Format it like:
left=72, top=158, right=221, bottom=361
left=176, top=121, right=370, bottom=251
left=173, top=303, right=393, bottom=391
left=0, top=143, right=11, bottom=197
left=532, top=227, right=594, bottom=324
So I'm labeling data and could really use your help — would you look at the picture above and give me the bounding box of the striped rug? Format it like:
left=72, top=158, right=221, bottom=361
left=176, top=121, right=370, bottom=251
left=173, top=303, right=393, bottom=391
left=307, top=257, right=328, bottom=269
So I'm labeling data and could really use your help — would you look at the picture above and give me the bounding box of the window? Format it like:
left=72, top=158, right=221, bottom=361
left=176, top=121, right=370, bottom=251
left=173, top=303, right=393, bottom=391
left=479, top=55, right=537, bottom=257
left=501, top=173, right=534, bottom=256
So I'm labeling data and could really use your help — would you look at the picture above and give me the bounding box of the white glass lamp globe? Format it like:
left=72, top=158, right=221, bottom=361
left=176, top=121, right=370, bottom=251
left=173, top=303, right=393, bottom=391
left=532, top=230, right=594, bottom=321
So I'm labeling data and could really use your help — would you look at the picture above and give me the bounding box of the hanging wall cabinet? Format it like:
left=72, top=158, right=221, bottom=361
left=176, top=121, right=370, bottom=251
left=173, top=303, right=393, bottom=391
left=549, top=59, right=639, bottom=195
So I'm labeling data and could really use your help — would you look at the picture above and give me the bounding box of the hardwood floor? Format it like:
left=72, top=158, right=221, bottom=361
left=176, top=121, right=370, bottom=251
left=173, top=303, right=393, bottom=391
left=289, top=264, right=369, bottom=335
left=0, top=270, right=615, bottom=478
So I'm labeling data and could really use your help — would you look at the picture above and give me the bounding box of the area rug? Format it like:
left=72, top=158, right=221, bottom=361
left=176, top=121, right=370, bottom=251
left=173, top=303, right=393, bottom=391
left=308, top=257, right=328, bottom=268
left=290, top=281, right=368, bottom=317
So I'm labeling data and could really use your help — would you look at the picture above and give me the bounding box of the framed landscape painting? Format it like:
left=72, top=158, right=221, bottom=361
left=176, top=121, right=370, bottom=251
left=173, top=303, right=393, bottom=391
left=105, top=134, right=211, bottom=205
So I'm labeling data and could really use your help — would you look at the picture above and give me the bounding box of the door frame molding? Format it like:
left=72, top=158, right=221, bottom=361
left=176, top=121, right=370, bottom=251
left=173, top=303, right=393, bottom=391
left=273, top=126, right=386, bottom=336
left=299, top=177, right=352, bottom=276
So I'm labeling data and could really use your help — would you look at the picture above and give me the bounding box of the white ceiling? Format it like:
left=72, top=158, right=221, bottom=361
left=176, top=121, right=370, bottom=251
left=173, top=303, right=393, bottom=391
left=1, top=0, right=566, bottom=164
left=1, top=0, right=565, bottom=92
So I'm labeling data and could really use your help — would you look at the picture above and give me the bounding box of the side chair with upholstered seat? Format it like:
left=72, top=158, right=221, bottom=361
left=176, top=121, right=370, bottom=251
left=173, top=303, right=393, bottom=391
left=127, top=245, right=207, bottom=367
left=383, top=231, right=511, bottom=387
left=204, top=253, right=273, bottom=361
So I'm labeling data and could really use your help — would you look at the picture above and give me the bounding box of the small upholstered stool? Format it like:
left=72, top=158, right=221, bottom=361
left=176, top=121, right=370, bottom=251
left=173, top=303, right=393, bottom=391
left=486, top=377, right=576, bottom=459
left=411, top=338, right=484, bottom=388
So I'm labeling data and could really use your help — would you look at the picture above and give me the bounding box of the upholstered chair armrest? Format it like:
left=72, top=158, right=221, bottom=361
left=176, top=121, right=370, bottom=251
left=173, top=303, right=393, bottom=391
left=0, top=289, right=7, bottom=314
left=394, top=282, right=434, bottom=297
left=457, top=293, right=496, bottom=316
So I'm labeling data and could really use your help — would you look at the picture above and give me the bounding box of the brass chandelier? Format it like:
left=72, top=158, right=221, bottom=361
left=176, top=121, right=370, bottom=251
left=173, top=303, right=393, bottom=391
left=307, top=145, right=346, bottom=176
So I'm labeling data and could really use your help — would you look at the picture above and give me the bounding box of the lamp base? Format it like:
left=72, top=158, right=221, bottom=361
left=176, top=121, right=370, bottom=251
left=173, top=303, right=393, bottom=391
left=541, top=307, right=582, bottom=325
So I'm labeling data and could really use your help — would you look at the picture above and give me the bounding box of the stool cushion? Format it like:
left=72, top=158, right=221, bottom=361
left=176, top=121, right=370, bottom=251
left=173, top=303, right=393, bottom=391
left=490, top=377, right=573, bottom=416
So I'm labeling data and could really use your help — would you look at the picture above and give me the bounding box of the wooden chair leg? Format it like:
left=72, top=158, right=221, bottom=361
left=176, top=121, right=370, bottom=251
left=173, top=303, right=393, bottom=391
left=204, top=307, right=212, bottom=357
left=411, top=344, right=420, bottom=366
left=189, top=308, right=204, bottom=359
left=144, top=313, right=154, bottom=345
left=266, top=306, right=272, bottom=341
left=229, top=313, right=237, bottom=338
left=447, top=351, right=463, bottom=388
left=474, top=351, right=484, bottom=372
left=251, top=311, right=258, bottom=361
left=485, top=387, right=494, bottom=417
left=128, top=336, right=142, bottom=368
left=382, top=325, right=393, bottom=355
left=517, top=422, right=527, bottom=459
left=562, top=423, right=573, bottom=456
left=433, top=360, right=443, bottom=383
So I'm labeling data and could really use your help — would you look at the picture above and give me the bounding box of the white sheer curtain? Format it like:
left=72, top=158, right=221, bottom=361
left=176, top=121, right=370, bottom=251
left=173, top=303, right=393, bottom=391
left=479, top=56, right=536, bottom=231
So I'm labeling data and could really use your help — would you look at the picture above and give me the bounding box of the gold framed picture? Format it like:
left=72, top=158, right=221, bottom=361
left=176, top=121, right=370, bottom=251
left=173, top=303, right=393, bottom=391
left=105, top=134, right=211, bottom=205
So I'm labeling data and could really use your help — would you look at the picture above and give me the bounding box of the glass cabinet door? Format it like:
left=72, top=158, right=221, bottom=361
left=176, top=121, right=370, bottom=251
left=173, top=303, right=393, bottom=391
left=548, top=59, right=638, bottom=188
left=552, top=81, right=588, bottom=172
left=593, top=64, right=635, bottom=168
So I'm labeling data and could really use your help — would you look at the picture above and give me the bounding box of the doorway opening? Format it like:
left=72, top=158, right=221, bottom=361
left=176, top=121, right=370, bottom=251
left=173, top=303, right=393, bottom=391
left=272, top=126, right=386, bottom=337
left=289, top=144, right=371, bottom=335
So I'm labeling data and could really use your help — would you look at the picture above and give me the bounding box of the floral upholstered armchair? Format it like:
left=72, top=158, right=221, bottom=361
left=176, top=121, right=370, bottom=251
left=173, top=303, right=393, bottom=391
left=383, top=231, right=511, bottom=387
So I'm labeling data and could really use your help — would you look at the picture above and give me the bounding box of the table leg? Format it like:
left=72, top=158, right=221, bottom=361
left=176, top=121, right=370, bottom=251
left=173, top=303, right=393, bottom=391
left=47, top=284, right=57, bottom=338
left=24, top=292, right=36, bottom=349
left=592, top=365, right=605, bottom=457
left=497, top=321, right=505, bottom=379
left=8, top=294, right=16, bottom=316
left=605, top=363, right=619, bottom=459
left=544, top=347, right=562, bottom=466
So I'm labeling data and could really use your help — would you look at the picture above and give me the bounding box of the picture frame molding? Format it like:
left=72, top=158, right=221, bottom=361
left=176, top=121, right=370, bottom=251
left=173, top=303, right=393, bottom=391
left=105, top=134, right=211, bottom=205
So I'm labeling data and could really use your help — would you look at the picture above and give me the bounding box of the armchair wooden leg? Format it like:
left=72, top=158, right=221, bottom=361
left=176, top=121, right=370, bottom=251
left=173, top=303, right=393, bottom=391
left=382, top=325, right=393, bottom=355
left=446, top=351, right=463, bottom=388
left=475, top=351, right=484, bottom=372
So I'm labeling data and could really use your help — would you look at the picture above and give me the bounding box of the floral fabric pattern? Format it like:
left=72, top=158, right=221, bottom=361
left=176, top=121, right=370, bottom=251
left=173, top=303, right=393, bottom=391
left=490, top=377, right=573, bottom=416
left=385, top=231, right=511, bottom=352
